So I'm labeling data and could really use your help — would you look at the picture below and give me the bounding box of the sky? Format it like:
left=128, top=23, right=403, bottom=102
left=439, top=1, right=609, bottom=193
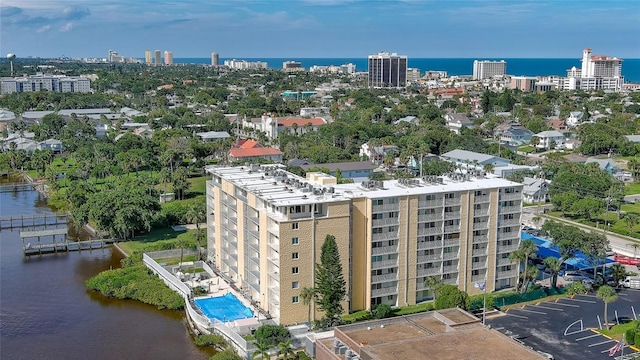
left=1, top=0, right=639, bottom=59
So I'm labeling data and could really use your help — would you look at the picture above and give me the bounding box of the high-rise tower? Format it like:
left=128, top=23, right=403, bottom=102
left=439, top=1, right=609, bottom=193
left=368, top=52, right=408, bottom=88
left=164, top=51, right=173, bottom=65
left=154, top=50, right=161, bottom=66
left=145, top=50, right=152, bottom=65
left=211, top=52, right=219, bottom=66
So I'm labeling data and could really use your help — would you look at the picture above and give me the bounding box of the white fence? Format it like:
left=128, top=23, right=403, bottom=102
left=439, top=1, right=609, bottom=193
left=143, top=253, right=191, bottom=298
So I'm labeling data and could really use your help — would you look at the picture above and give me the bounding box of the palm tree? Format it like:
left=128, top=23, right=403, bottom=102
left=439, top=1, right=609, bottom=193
left=424, top=276, right=444, bottom=302
left=543, top=257, right=562, bottom=289
left=300, top=287, right=316, bottom=326
left=483, top=163, right=494, bottom=175
left=277, top=340, right=294, bottom=360
left=610, top=263, right=627, bottom=288
left=186, top=203, right=206, bottom=260
left=518, top=239, right=538, bottom=293
left=509, top=249, right=526, bottom=292
left=596, top=285, right=618, bottom=330
left=251, top=340, right=271, bottom=360
left=623, top=213, right=639, bottom=235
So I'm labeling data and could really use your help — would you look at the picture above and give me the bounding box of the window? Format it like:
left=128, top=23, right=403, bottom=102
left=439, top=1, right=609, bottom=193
left=388, top=226, right=397, bottom=232
left=292, top=252, right=299, bottom=260
left=292, top=267, right=299, bottom=274
left=372, top=227, right=383, bottom=234
left=292, top=222, right=299, bottom=230
left=292, top=296, right=299, bottom=304
left=388, top=211, right=397, bottom=218
left=292, top=237, right=299, bottom=245
left=373, top=199, right=383, bottom=206
left=292, top=281, right=299, bottom=289
left=373, top=213, right=383, bottom=220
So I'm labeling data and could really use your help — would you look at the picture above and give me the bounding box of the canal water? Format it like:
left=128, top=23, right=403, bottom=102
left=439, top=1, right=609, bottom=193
left=0, top=178, right=213, bottom=360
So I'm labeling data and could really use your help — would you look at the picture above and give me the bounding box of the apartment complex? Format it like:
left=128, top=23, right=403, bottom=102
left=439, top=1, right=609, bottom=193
left=211, top=52, right=219, bottom=66
left=154, top=50, right=161, bottom=66
left=145, top=50, right=152, bottom=65
left=206, top=165, right=523, bottom=325
left=1, top=74, right=91, bottom=94
left=164, top=51, right=173, bottom=65
left=368, top=52, right=408, bottom=88
left=472, top=60, right=507, bottom=80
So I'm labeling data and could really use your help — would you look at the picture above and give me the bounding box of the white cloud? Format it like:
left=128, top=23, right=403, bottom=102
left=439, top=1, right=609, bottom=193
left=36, top=24, right=51, bottom=33
left=59, top=22, right=73, bottom=31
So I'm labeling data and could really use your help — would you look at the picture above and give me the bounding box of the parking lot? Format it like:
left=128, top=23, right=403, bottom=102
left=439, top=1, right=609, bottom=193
left=487, top=289, right=640, bottom=360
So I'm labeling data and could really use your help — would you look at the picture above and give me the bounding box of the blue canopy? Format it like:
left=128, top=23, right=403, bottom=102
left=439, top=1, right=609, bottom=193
left=522, top=233, right=615, bottom=270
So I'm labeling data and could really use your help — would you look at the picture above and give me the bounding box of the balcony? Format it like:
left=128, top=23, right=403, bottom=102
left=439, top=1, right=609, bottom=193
left=418, top=213, right=442, bottom=222
left=417, top=241, right=443, bottom=250
left=443, top=252, right=459, bottom=260
left=471, top=274, right=486, bottom=283
left=443, top=225, right=459, bottom=233
left=500, top=192, right=522, bottom=201
left=498, top=232, right=519, bottom=241
left=371, top=273, right=398, bottom=283
left=372, top=217, right=399, bottom=227
left=372, top=245, right=399, bottom=256
left=443, top=238, right=460, bottom=247
left=499, top=205, right=521, bottom=214
left=444, top=198, right=461, bottom=206
left=442, top=265, right=458, bottom=273
left=496, top=269, right=518, bottom=279
left=474, top=195, right=491, bottom=203
left=371, top=286, right=398, bottom=297
left=472, top=248, right=487, bottom=256
left=499, top=218, right=521, bottom=227
left=443, top=277, right=458, bottom=285
left=497, top=243, right=519, bottom=253
left=444, top=212, right=460, bottom=220
left=473, top=222, right=488, bottom=230
left=472, top=235, right=489, bottom=244
left=418, top=200, right=442, bottom=208
left=267, top=241, right=280, bottom=252
left=472, top=261, right=487, bottom=270
left=417, top=254, right=442, bottom=263
left=497, top=258, right=514, bottom=266
left=417, top=227, right=441, bottom=236
left=372, top=232, right=399, bottom=242
left=372, top=203, right=399, bottom=212
left=371, top=259, right=398, bottom=269
left=417, top=267, right=441, bottom=277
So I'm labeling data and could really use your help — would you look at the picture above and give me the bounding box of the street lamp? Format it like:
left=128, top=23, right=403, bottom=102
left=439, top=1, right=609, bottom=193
left=474, top=280, right=487, bottom=326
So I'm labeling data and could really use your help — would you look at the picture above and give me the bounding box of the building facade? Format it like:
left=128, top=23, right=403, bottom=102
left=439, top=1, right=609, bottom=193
left=472, top=60, right=507, bottom=80
left=368, top=52, right=408, bottom=88
left=1, top=74, right=91, bottom=94
left=206, top=166, right=523, bottom=325
left=211, top=52, right=219, bottom=66
left=145, top=50, right=152, bottom=64
left=154, top=50, right=161, bottom=66
left=164, top=51, right=173, bottom=65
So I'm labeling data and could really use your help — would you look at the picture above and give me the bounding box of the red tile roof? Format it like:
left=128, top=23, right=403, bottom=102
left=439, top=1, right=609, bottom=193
left=229, top=139, right=283, bottom=158
left=276, top=117, right=326, bottom=127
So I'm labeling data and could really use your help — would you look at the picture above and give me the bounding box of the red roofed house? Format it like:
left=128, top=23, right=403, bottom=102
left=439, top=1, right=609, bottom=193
left=242, top=113, right=327, bottom=140
left=228, top=139, right=283, bottom=163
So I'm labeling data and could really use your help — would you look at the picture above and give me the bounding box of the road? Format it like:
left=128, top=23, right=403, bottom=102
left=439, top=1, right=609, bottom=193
left=521, top=206, right=640, bottom=257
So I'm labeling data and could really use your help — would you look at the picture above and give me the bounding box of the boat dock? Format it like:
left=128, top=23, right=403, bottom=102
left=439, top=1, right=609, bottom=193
left=1, top=213, right=70, bottom=229
left=20, top=228, right=114, bottom=256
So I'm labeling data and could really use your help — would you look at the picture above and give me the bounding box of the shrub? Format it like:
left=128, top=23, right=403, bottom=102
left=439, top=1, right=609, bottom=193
left=254, top=324, right=291, bottom=348
left=467, top=293, right=494, bottom=311
left=636, top=332, right=640, bottom=349
left=209, top=349, right=242, bottom=360
left=565, top=282, right=589, bottom=296
left=435, top=284, right=468, bottom=310
left=373, top=304, right=394, bottom=319
left=296, top=351, right=312, bottom=360
left=195, top=334, right=226, bottom=348
left=625, top=329, right=636, bottom=345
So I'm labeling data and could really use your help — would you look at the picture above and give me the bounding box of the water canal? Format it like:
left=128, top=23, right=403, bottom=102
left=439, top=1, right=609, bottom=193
left=0, top=177, right=213, bottom=360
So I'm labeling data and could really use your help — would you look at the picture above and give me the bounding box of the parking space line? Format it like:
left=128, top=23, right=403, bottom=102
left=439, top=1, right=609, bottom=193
left=511, top=308, right=547, bottom=315
left=566, top=329, right=591, bottom=336
left=535, top=305, right=563, bottom=311
left=587, top=339, right=615, bottom=347
left=575, top=334, right=600, bottom=341
left=493, top=327, right=505, bottom=331
left=504, top=313, right=528, bottom=319
left=560, top=297, right=596, bottom=304
left=618, top=293, right=628, bottom=296
left=549, top=301, right=580, bottom=307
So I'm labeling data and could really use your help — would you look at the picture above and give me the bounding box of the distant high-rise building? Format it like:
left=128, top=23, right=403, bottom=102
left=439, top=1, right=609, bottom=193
left=406, top=68, right=422, bottom=84
left=108, top=50, right=124, bottom=63
left=472, top=60, right=506, bottom=80
left=368, top=52, right=408, bottom=88
left=145, top=50, right=152, bottom=65
left=154, top=50, right=161, bottom=66
left=211, top=52, right=219, bottom=66
left=164, top=51, right=173, bottom=65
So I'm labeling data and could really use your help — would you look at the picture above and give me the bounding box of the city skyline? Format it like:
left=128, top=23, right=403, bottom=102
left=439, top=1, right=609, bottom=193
left=1, top=1, right=639, bottom=59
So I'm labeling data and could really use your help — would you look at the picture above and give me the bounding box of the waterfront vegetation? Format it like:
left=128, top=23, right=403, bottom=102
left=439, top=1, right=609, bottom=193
left=85, top=264, right=185, bottom=310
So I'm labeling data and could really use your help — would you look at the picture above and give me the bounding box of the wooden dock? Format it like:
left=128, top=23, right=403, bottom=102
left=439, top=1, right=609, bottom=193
left=0, top=213, right=70, bottom=229
left=20, top=228, right=114, bottom=256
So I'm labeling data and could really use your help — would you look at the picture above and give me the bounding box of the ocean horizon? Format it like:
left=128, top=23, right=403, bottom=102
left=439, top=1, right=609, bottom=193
left=168, top=57, right=640, bottom=84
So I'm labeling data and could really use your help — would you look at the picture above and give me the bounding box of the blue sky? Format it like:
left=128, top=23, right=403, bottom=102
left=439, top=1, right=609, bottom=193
left=1, top=0, right=639, bottom=59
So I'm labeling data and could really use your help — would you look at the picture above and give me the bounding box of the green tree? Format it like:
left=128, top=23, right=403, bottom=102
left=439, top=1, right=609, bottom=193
left=315, top=234, right=346, bottom=321
left=423, top=276, right=444, bottom=302
left=514, top=239, right=538, bottom=293
left=596, top=285, right=618, bottom=330
left=374, top=304, right=393, bottom=319
left=543, top=257, right=562, bottom=289
left=254, top=324, right=291, bottom=348
left=186, top=202, right=206, bottom=260
left=623, top=213, right=639, bottom=235
left=569, top=196, right=604, bottom=221
left=277, top=340, right=295, bottom=360
left=172, top=166, right=189, bottom=200
left=300, top=287, right=316, bottom=325
left=251, top=340, right=271, bottom=360
left=435, top=284, right=468, bottom=310
left=211, top=349, right=243, bottom=360
left=610, top=263, right=628, bottom=288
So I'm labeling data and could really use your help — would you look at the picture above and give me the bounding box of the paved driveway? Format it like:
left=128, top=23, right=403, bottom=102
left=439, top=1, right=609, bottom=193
left=487, top=289, right=640, bottom=360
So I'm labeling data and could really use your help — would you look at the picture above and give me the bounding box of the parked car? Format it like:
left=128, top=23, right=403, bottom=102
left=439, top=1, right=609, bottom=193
left=620, top=276, right=640, bottom=289
left=563, top=272, right=586, bottom=282
left=614, top=255, right=640, bottom=266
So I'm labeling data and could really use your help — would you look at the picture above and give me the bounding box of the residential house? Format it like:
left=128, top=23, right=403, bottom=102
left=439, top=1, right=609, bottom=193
left=359, top=142, right=399, bottom=164
left=444, top=113, right=474, bottom=134
left=94, top=124, right=109, bottom=137
left=228, top=139, right=283, bottom=163
left=624, top=135, right=640, bottom=143
left=299, top=161, right=376, bottom=180
left=0, top=109, right=16, bottom=131
left=1, top=135, right=38, bottom=152
left=38, top=139, right=63, bottom=154
left=500, top=125, right=534, bottom=146
left=132, top=127, right=154, bottom=138
left=241, top=114, right=326, bottom=140
left=393, top=115, right=418, bottom=125
left=585, top=158, right=623, bottom=178
left=440, top=149, right=511, bottom=169
left=566, top=111, right=584, bottom=126
left=196, top=131, right=231, bottom=142
left=521, top=176, right=549, bottom=204
left=533, top=130, right=565, bottom=149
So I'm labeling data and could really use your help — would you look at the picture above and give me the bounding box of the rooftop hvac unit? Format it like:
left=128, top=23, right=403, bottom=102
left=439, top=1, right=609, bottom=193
left=328, top=187, right=335, bottom=194
left=345, top=349, right=353, bottom=360
left=339, top=346, right=347, bottom=355
left=376, top=181, right=384, bottom=188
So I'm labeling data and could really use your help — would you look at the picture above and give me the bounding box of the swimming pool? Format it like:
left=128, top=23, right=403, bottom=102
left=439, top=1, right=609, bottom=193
left=194, top=293, right=254, bottom=322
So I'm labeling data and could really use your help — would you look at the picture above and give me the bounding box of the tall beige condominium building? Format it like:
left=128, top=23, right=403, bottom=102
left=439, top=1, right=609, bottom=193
left=206, top=165, right=523, bottom=325
left=154, top=50, right=161, bottom=66
left=145, top=49, right=152, bottom=65
left=164, top=51, right=173, bottom=65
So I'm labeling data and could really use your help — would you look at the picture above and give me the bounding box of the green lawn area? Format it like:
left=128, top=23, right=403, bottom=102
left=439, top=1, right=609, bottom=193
left=117, top=228, right=204, bottom=257
left=598, top=319, right=639, bottom=340
left=625, top=182, right=640, bottom=195
left=188, top=176, right=207, bottom=196
left=518, top=145, right=535, bottom=153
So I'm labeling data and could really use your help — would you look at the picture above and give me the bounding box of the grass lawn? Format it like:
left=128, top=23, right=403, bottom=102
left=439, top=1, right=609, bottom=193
left=188, top=176, right=207, bottom=196
left=625, top=182, right=640, bottom=195
left=598, top=319, right=639, bottom=340
left=154, top=255, right=199, bottom=266
left=518, top=145, right=535, bottom=153
left=117, top=228, right=204, bottom=257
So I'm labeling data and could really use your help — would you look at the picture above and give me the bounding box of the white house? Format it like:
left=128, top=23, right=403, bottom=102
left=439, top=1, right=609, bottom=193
left=521, top=177, right=549, bottom=204
left=534, top=130, right=565, bottom=149
left=359, top=142, right=399, bottom=164
left=566, top=111, right=583, bottom=126
left=444, top=113, right=474, bottom=134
